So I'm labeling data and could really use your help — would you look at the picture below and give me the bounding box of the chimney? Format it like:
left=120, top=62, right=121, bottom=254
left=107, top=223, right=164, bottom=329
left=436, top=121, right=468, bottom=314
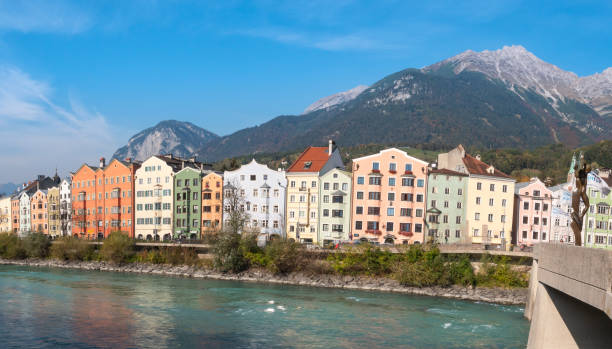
left=328, top=139, right=333, bottom=155
left=100, top=157, right=106, bottom=168
left=125, top=157, right=132, bottom=163
left=475, top=154, right=481, bottom=161
left=181, top=160, right=185, bottom=169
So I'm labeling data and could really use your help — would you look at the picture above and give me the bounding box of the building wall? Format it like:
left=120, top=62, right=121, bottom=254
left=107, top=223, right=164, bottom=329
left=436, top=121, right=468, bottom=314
left=0, top=197, right=11, bottom=233
left=103, top=159, right=137, bottom=238
left=550, top=185, right=574, bottom=244
left=19, top=192, right=31, bottom=235
left=425, top=172, right=468, bottom=244
left=71, top=165, right=102, bottom=239
left=47, top=187, right=61, bottom=237
left=583, top=172, right=612, bottom=249
left=351, top=148, right=428, bottom=244
left=173, top=167, right=202, bottom=239
left=201, top=172, right=223, bottom=236
left=286, top=173, right=320, bottom=243
left=513, top=179, right=553, bottom=246
left=465, top=175, right=515, bottom=249
left=223, top=160, right=286, bottom=238
left=134, top=157, right=175, bottom=240
left=60, top=179, right=72, bottom=236
left=30, top=190, right=48, bottom=234
left=318, top=168, right=351, bottom=244
left=11, top=196, right=20, bottom=233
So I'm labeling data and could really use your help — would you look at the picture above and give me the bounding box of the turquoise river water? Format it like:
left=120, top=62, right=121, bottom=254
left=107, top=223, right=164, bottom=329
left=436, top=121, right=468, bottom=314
left=0, top=265, right=528, bottom=348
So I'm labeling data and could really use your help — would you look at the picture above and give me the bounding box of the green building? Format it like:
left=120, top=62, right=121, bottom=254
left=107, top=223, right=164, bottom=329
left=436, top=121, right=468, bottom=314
left=583, top=168, right=612, bottom=249
left=173, top=167, right=203, bottom=239
left=425, top=169, right=469, bottom=244
left=318, top=168, right=351, bottom=245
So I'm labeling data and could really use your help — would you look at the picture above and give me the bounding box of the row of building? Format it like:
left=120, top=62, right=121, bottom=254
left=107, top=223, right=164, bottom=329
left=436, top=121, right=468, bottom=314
left=1, top=142, right=610, bottom=250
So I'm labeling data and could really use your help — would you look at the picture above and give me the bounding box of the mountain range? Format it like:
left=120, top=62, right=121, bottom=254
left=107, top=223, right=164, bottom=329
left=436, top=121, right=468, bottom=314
left=112, top=45, right=612, bottom=163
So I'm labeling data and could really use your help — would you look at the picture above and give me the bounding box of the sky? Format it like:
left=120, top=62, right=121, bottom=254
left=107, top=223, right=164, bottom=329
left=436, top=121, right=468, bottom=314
left=1, top=0, right=611, bottom=184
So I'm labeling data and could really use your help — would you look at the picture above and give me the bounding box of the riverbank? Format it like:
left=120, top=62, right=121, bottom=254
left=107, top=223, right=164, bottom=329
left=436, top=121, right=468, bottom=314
left=0, top=258, right=527, bottom=305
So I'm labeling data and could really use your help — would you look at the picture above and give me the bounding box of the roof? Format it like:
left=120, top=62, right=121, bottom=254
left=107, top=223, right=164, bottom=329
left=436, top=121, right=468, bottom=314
left=429, top=168, right=468, bottom=177
left=287, top=147, right=331, bottom=173
left=352, top=147, right=429, bottom=165
left=462, top=154, right=512, bottom=179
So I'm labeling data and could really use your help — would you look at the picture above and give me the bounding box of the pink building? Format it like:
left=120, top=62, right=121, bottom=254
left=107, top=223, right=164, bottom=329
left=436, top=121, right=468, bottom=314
left=512, top=177, right=553, bottom=246
left=351, top=148, right=428, bottom=244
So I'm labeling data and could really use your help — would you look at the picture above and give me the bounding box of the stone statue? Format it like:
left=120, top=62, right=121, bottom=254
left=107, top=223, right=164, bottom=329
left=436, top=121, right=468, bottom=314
left=570, top=154, right=591, bottom=246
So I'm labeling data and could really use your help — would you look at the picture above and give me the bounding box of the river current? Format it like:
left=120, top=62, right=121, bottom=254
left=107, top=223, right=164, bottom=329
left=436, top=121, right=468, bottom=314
left=0, top=265, right=528, bottom=348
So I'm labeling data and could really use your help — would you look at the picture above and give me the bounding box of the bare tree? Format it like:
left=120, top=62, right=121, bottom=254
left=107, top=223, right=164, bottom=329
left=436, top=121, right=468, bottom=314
left=223, top=180, right=250, bottom=235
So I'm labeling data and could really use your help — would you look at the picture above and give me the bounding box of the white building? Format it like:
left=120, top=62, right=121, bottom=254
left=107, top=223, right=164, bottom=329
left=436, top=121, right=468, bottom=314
left=550, top=183, right=574, bottom=244
left=224, top=159, right=287, bottom=239
left=19, top=192, right=31, bottom=235
left=60, top=178, right=72, bottom=236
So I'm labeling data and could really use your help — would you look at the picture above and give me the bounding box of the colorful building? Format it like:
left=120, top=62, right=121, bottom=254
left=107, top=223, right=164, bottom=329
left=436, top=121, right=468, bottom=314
left=583, top=168, right=612, bottom=249
left=286, top=141, right=345, bottom=244
left=135, top=155, right=207, bottom=241
left=0, top=196, right=11, bottom=233
left=351, top=148, right=428, bottom=244
left=173, top=167, right=202, bottom=239
left=425, top=168, right=468, bottom=244
left=318, top=168, right=352, bottom=245
left=549, top=183, right=574, bottom=244
left=11, top=194, right=20, bottom=233
left=47, top=186, right=61, bottom=237
left=224, top=159, right=287, bottom=239
left=72, top=158, right=139, bottom=239
left=201, top=171, right=223, bottom=236
left=512, top=178, right=553, bottom=246
left=30, top=189, right=48, bottom=234
left=19, top=192, right=31, bottom=235
left=437, top=145, right=515, bottom=250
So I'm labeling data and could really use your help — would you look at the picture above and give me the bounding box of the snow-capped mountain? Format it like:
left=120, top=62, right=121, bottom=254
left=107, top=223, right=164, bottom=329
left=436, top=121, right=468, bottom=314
left=112, top=120, right=219, bottom=161
left=424, top=45, right=612, bottom=117
left=304, top=85, right=368, bottom=113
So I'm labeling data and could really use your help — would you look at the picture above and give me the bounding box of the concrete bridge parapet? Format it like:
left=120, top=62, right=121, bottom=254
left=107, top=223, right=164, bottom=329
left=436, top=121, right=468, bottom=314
left=526, top=244, right=612, bottom=348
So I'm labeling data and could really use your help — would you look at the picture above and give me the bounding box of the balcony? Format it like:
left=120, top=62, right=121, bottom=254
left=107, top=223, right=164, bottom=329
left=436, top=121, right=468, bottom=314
left=365, top=229, right=382, bottom=235
left=399, top=231, right=413, bottom=237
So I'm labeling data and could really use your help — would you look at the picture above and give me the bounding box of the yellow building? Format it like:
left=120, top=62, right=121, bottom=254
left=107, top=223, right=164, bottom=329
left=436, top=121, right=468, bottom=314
left=47, top=187, right=61, bottom=237
left=437, top=145, right=515, bottom=249
left=286, top=141, right=344, bottom=244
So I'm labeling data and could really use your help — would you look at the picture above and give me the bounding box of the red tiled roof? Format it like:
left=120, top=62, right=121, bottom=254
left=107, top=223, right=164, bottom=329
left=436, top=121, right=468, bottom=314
left=429, top=168, right=468, bottom=177
left=462, top=154, right=512, bottom=179
left=287, top=146, right=331, bottom=173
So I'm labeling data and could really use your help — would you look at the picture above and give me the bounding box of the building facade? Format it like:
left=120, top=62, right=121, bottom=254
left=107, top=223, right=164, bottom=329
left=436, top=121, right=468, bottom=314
left=30, top=189, right=49, bottom=234
left=351, top=148, right=429, bottom=244
left=224, top=159, right=287, bottom=239
left=286, top=142, right=344, bottom=244
left=512, top=178, right=553, bottom=246
left=425, top=169, right=468, bottom=244
left=11, top=195, right=20, bottom=233
left=47, top=187, right=61, bottom=237
left=318, top=168, right=351, bottom=245
left=201, top=172, right=223, bottom=236
left=0, top=196, right=11, bottom=233
left=60, top=178, right=72, bottom=236
left=437, top=145, right=515, bottom=250
left=173, top=167, right=202, bottom=239
left=583, top=169, right=612, bottom=249
left=19, top=192, right=31, bottom=235
left=550, top=183, right=574, bottom=244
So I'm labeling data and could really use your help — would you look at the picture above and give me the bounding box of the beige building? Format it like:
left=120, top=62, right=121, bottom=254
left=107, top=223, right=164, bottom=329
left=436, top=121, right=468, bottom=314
left=437, top=145, right=515, bottom=249
left=47, top=187, right=61, bottom=237
left=0, top=196, right=11, bottom=233
left=286, top=141, right=344, bottom=244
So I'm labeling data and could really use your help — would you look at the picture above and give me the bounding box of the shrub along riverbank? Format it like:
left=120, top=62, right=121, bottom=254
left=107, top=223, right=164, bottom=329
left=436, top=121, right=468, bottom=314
left=0, top=232, right=529, bottom=290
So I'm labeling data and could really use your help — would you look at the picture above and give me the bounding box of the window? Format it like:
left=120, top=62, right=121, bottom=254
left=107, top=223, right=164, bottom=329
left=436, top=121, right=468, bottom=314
left=543, top=218, right=547, bottom=226
left=533, top=231, right=539, bottom=240
left=431, top=186, right=437, bottom=194
left=457, top=202, right=462, bottom=209
left=400, top=223, right=411, bottom=232
left=356, top=191, right=364, bottom=200
left=443, top=215, right=448, bottom=223
left=250, top=175, right=256, bottom=181
left=534, top=217, right=539, bottom=225
left=322, top=224, right=329, bottom=231
left=342, top=183, right=348, bottom=191
left=533, top=190, right=541, bottom=197
left=402, top=178, right=414, bottom=187
left=458, top=188, right=463, bottom=195
left=405, top=164, right=412, bottom=171
left=476, top=197, right=481, bottom=205
left=323, top=209, right=329, bottom=217
left=368, top=192, right=381, bottom=200
left=456, top=216, right=461, bottom=224
left=523, top=216, right=528, bottom=224
left=388, top=177, right=396, bottom=186
left=400, top=208, right=411, bottom=217
left=357, top=176, right=364, bottom=185
left=490, top=184, right=495, bottom=191
left=414, top=224, right=422, bottom=233
left=543, top=204, right=548, bottom=211
left=389, top=163, right=397, bottom=171
left=476, top=182, right=482, bottom=190
left=332, top=195, right=343, bottom=203
left=312, top=181, right=317, bottom=188
left=415, top=209, right=423, bottom=217
left=369, top=177, right=381, bottom=185
left=387, top=208, right=395, bottom=216
left=416, top=194, right=423, bottom=202
left=475, top=212, right=480, bottom=221
left=443, top=201, right=449, bottom=208
left=356, top=206, right=363, bottom=214
left=324, top=182, right=330, bottom=190
left=444, top=187, right=450, bottom=195
left=332, top=210, right=343, bottom=218
left=372, top=162, right=380, bottom=170
left=355, top=221, right=363, bottom=230
left=489, top=198, right=494, bottom=206
left=417, top=179, right=424, bottom=187
left=367, top=207, right=380, bottom=215
left=502, top=199, right=507, bottom=207
left=386, top=222, right=394, bottom=231
left=488, top=214, right=494, bottom=222
left=535, top=203, right=540, bottom=211
left=388, top=192, right=395, bottom=201
left=431, top=200, right=437, bottom=208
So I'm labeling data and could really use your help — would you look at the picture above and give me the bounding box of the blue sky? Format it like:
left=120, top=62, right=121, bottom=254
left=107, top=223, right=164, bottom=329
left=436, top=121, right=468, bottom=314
left=1, top=0, right=611, bottom=183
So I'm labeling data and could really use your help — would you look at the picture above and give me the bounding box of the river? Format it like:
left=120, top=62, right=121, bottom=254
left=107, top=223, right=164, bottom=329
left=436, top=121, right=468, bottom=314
left=0, top=265, right=528, bottom=348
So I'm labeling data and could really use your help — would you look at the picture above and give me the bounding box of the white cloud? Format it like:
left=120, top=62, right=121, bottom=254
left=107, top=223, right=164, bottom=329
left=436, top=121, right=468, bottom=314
left=0, top=65, right=118, bottom=183
left=0, top=0, right=93, bottom=34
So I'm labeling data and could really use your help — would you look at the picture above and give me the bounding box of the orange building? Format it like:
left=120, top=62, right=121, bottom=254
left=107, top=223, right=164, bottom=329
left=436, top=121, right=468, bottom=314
left=201, top=171, right=223, bottom=236
left=72, top=157, right=139, bottom=239
left=30, top=189, right=48, bottom=234
left=11, top=196, right=20, bottom=233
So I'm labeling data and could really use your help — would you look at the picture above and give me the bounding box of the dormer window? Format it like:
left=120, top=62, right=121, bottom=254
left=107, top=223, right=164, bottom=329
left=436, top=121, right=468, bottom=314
left=304, top=161, right=312, bottom=169
left=372, top=162, right=380, bottom=171
left=487, top=166, right=495, bottom=174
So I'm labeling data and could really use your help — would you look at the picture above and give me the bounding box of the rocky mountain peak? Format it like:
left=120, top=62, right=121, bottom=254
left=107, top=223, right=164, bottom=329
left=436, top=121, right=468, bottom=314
left=304, top=85, right=368, bottom=114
